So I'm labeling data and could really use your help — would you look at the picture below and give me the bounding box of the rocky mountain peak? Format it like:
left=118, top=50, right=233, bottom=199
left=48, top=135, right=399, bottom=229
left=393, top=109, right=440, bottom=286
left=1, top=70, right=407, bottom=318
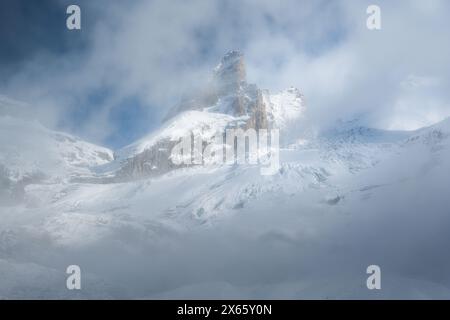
left=208, top=51, right=267, bottom=129
left=213, top=50, right=246, bottom=95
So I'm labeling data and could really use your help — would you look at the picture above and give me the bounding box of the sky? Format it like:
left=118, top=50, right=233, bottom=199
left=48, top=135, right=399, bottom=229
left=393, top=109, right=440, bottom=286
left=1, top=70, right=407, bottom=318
left=1, top=0, right=450, bottom=148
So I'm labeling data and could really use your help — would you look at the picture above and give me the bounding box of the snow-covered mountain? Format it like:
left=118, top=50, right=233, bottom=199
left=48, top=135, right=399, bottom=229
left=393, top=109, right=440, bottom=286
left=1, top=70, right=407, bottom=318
left=105, top=51, right=305, bottom=181
left=0, top=104, right=113, bottom=205
left=1, top=52, right=450, bottom=299
left=0, top=116, right=113, bottom=181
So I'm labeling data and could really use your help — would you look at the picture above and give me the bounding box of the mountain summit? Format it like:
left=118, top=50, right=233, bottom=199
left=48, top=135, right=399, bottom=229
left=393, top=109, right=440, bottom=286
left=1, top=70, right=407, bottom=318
left=209, top=50, right=268, bottom=129
left=165, top=50, right=269, bottom=129
left=111, top=51, right=305, bottom=180
left=213, top=50, right=246, bottom=95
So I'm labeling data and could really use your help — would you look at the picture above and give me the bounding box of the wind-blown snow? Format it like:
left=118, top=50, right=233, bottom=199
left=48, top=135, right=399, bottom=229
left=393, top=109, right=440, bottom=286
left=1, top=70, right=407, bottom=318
left=115, top=110, right=242, bottom=161
left=0, top=116, right=113, bottom=182
left=264, top=87, right=305, bottom=129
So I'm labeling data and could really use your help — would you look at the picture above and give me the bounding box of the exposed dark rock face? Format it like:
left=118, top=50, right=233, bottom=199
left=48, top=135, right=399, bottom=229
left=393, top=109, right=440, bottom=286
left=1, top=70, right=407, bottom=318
left=166, top=50, right=268, bottom=130
left=115, top=139, right=183, bottom=180
left=212, top=51, right=268, bottom=130
left=213, top=50, right=247, bottom=96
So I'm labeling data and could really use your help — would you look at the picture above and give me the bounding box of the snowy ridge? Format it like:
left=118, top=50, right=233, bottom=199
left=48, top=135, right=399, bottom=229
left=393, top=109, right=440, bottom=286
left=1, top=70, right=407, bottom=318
left=115, top=110, right=243, bottom=162
left=0, top=115, right=113, bottom=182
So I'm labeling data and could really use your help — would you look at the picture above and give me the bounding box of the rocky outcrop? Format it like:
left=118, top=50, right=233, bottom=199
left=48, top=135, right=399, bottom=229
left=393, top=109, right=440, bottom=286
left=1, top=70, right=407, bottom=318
left=213, top=50, right=247, bottom=96
left=166, top=50, right=268, bottom=130
left=213, top=51, right=268, bottom=130
left=115, top=139, right=183, bottom=179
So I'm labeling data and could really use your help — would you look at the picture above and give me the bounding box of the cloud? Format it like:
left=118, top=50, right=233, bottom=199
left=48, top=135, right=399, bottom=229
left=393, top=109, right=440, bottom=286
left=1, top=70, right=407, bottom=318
left=1, top=0, right=450, bottom=146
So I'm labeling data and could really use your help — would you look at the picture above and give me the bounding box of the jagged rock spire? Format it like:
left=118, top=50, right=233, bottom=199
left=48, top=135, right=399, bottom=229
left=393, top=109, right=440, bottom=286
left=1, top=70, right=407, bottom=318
left=165, top=51, right=267, bottom=129
left=214, top=50, right=246, bottom=95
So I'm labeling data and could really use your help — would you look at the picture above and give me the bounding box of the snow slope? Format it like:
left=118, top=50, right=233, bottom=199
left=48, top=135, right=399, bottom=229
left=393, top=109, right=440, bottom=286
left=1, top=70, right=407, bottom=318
left=264, top=87, right=305, bottom=129
left=0, top=116, right=113, bottom=183
left=1, top=114, right=450, bottom=298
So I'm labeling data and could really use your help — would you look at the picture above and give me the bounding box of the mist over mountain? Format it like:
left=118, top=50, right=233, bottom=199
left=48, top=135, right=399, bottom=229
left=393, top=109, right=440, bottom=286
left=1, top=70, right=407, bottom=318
left=1, top=48, right=450, bottom=298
